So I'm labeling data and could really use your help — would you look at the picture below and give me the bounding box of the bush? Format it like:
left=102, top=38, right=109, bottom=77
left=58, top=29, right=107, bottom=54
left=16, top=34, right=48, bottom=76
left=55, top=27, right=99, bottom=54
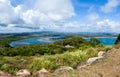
left=115, top=34, right=120, bottom=44
left=0, top=64, right=19, bottom=75
left=114, top=44, right=120, bottom=49
left=103, top=46, right=112, bottom=52
left=90, top=38, right=101, bottom=46
left=29, top=57, right=59, bottom=72
left=54, top=37, right=87, bottom=48
left=79, top=43, right=92, bottom=50
left=86, top=48, right=98, bottom=58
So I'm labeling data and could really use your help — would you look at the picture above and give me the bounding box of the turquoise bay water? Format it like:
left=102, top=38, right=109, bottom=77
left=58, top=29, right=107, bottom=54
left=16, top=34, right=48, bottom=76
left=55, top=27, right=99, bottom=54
left=85, top=37, right=117, bottom=45
left=10, top=36, right=65, bottom=47
left=10, top=36, right=117, bottom=47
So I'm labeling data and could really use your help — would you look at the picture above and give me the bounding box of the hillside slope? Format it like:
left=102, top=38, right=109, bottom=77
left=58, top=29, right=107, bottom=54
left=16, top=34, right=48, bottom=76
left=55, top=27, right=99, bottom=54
left=53, top=48, right=120, bottom=77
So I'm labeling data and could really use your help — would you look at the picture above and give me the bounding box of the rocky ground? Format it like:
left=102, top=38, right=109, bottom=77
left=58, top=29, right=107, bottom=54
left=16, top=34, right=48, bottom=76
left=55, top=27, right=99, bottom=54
left=52, top=48, right=120, bottom=77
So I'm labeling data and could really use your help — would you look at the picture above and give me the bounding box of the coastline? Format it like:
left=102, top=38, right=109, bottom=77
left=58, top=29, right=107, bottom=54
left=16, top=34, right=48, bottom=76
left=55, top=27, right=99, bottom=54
left=93, top=37, right=117, bottom=38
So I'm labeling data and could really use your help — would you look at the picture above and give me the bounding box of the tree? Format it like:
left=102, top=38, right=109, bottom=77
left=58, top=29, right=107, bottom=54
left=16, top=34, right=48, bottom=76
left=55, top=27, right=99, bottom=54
left=90, top=38, right=101, bottom=46
left=115, top=34, right=120, bottom=44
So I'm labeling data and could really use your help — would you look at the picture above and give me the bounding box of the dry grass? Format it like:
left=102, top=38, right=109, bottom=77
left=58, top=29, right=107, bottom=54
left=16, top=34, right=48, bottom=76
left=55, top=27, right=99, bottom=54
left=51, top=48, right=120, bottom=77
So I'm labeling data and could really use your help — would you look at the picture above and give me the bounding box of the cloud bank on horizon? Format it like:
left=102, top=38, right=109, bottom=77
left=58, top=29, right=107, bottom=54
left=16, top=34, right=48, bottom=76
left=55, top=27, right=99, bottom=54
left=0, top=0, right=120, bottom=33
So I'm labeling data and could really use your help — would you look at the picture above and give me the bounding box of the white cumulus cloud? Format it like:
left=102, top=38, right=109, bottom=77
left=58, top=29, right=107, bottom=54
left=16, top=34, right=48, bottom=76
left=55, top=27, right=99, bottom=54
left=101, top=0, right=120, bottom=13
left=86, top=13, right=99, bottom=22
left=57, top=19, right=120, bottom=33
left=0, top=0, right=75, bottom=33
left=0, top=0, right=19, bottom=25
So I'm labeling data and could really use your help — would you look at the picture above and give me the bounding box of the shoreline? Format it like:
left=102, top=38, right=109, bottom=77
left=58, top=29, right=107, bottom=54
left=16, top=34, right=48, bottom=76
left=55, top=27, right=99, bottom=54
left=94, top=37, right=117, bottom=38
left=84, top=37, right=117, bottom=38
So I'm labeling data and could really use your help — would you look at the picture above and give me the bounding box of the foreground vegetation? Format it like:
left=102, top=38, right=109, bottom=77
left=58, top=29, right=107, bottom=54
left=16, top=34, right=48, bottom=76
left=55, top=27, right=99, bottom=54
left=0, top=33, right=119, bottom=75
left=0, top=46, right=113, bottom=75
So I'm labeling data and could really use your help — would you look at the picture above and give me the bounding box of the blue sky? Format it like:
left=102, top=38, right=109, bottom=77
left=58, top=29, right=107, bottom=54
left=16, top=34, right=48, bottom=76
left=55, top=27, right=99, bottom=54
left=0, top=0, right=120, bottom=33
left=72, top=0, right=119, bottom=21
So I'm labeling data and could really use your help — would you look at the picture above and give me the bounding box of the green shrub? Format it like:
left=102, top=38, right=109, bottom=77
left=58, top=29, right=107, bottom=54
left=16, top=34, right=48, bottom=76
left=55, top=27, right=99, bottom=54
left=86, top=48, right=98, bottom=58
left=0, top=56, right=32, bottom=75
left=103, top=46, right=112, bottom=52
left=114, top=44, right=120, bottom=49
left=90, top=38, right=101, bottom=46
left=28, top=57, right=59, bottom=71
left=54, top=37, right=87, bottom=48
left=0, top=64, right=19, bottom=75
left=115, top=34, right=120, bottom=44
left=79, top=43, right=92, bottom=50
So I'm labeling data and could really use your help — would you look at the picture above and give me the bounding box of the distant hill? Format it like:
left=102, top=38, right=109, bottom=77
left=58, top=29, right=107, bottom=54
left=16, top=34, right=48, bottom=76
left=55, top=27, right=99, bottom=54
left=0, top=31, right=118, bottom=37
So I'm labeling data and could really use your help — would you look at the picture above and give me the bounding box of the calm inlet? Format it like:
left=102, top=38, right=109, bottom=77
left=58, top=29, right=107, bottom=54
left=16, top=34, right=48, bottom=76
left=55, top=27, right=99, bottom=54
left=10, top=36, right=117, bottom=47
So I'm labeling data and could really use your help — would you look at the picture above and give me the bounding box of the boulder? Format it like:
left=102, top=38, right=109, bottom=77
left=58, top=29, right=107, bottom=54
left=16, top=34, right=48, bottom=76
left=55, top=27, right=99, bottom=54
left=37, top=68, right=49, bottom=74
left=0, top=71, right=12, bottom=77
left=54, top=66, right=73, bottom=73
left=16, top=69, right=31, bottom=77
left=64, top=45, right=74, bottom=48
left=98, top=51, right=104, bottom=57
left=37, top=68, right=49, bottom=77
left=87, top=57, right=103, bottom=65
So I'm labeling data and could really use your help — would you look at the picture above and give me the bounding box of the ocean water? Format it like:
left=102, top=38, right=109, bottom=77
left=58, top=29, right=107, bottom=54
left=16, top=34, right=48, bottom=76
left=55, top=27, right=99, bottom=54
left=10, top=35, right=65, bottom=47
left=10, top=36, right=117, bottom=47
left=85, top=37, right=117, bottom=45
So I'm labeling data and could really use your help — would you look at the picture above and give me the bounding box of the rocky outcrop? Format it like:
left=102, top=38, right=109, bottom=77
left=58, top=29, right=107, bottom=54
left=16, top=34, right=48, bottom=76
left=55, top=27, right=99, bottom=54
left=77, top=51, right=105, bottom=69
left=87, top=57, right=103, bottom=65
left=16, top=69, right=31, bottom=77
